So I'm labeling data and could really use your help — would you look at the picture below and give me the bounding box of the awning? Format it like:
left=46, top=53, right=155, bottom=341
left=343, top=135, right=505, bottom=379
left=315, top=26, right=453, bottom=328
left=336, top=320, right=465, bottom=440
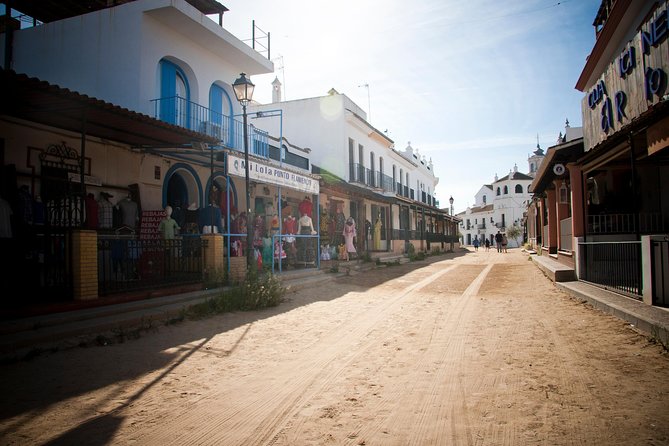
left=0, top=69, right=217, bottom=148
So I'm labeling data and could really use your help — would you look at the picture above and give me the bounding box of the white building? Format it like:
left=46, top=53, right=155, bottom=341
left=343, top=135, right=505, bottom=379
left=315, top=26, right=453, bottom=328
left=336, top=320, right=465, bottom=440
left=459, top=152, right=542, bottom=248
left=0, top=0, right=328, bottom=298
left=1, top=0, right=279, bottom=212
left=248, top=83, right=457, bottom=254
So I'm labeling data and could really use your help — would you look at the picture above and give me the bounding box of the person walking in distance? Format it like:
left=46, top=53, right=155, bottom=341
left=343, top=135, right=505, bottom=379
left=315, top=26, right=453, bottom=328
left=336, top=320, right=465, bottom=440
left=473, top=237, right=479, bottom=251
left=501, top=232, right=508, bottom=253
left=495, top=231, right=503, bottom=253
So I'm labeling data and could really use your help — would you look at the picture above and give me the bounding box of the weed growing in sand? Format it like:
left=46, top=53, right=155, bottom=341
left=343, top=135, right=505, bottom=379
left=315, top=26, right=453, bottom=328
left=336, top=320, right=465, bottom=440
left=186, top=271, right=286, bottom=319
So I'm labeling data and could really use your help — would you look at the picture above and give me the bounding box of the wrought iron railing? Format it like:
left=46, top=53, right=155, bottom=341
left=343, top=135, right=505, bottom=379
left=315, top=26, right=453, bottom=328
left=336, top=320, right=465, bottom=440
left=150, top=95, right=268, bottom=157
left=98, top=235, right=207, bottom=296
left=578, top=240, right=642, bottom=298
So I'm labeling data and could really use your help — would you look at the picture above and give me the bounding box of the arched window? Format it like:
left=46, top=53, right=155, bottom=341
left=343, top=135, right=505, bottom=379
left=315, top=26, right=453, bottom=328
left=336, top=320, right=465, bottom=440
left=483, top=195, right=487, bottom=204
left=159, top=59, right=190, bottom=127
left=503, top=185, right=509, bottom=194
left=208, top=84, right=234, bottom=144
left=496, top=187, right=501, bottom=196
left=515, top=184, right=523, bottom=193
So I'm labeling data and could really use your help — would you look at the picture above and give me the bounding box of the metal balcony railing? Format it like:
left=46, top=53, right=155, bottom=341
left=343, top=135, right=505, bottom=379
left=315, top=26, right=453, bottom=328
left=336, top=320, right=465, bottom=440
left=150, top=95, right=268, bottom=157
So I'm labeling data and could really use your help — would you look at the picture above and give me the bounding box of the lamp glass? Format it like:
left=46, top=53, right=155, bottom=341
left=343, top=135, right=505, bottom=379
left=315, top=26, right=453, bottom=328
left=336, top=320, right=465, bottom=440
left=233, top=73, right=255, bottom=105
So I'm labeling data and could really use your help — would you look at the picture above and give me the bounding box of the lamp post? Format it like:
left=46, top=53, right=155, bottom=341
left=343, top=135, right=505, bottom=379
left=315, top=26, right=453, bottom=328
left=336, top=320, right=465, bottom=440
left=233, top=72, right=255, bottom=271
left=449, top=196, right=455, bottom=251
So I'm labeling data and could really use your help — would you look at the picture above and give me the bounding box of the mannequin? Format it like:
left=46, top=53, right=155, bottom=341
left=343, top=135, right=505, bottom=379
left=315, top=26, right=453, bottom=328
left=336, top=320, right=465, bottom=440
left=343, top=216, right=357, bottom=260
left=298, top=196, right=313, bottom=218
left=198, top=203, right=223, bottom=234
left=158, top=205, right=180, bottom=239
left=253, top=213, right=265, bottom=248
left=270, top=214, right=280, bottom=236
left=298, top=211, right=316, bottom=262
left=282, top=211, right=297, bottom=263
left=98, top=192, right=114, bottom=229
left=118, top=193, right=139, bottom=228
left=374, top=214, right=382, bottom=250
left=171, top=199, right=185, bottom=228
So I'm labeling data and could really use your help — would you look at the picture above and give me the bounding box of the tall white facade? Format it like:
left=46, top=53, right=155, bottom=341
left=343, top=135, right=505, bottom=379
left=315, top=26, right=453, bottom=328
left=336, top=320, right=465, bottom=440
left=459, top=156, right=541, bottom=248
left=3, top=0, right=272, bottom=117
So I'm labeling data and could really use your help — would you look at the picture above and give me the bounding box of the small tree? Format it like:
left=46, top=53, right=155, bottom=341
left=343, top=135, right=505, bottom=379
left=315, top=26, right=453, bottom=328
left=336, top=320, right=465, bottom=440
left=506, top=225, right=522, bottom=247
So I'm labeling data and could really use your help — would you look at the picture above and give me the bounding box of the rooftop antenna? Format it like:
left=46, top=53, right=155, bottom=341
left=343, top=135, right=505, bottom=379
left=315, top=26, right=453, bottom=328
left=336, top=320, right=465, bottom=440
left=358, top=83, right=371, bottom=123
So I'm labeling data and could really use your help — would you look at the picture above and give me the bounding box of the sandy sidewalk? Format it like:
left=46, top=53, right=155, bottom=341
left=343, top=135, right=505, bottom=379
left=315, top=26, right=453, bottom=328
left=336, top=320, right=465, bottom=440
left=0, top=248, right=668, bottom=445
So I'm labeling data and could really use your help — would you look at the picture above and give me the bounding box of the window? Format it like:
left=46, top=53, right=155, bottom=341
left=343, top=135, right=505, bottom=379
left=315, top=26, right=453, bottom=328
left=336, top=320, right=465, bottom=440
left=515, top=184, right=522, bottom=193
left=370, top=152, right=375, bottom=186
left=348, top=138, right=355, bottom=181
left=207, top=84, right=234, bottom=143
left=483, top=195, right=487, bottom=204
left=496, top=187, right=501, bottom=196
left=159, top=59, right=190, bottom=127
left=503, top=185, right=508, bottom=194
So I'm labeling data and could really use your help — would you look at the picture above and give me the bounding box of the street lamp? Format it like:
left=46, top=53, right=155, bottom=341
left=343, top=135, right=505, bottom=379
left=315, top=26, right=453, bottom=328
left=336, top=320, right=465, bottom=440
left=448, top=196, right=455, bottom=251
left=233, top=72, right=255, bottom=270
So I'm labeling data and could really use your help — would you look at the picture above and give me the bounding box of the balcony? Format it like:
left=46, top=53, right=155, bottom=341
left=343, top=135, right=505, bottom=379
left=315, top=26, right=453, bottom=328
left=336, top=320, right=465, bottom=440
left=150, top=95, right=268, bottom=157
left=348, top=164, right=395, bottom=194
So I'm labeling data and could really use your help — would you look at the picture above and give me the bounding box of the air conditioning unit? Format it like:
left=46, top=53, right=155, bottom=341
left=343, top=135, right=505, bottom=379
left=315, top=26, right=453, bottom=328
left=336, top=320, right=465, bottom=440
left=200, top=121, right=222, bottom=140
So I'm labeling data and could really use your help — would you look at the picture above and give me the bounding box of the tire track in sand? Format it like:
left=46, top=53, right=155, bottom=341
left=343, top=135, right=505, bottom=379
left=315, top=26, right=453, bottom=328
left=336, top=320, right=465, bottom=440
left=132, top=264, right=462, bottom=445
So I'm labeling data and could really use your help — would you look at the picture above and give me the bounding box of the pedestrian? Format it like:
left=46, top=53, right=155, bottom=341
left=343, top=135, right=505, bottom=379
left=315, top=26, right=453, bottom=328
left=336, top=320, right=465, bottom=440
left=484, top=238, right=490, bottom=251
left=473, top=238, right=479, bottom=251
left=495, top=231, right=503, bottom=252
left=502, top=233, right=508, bottom=253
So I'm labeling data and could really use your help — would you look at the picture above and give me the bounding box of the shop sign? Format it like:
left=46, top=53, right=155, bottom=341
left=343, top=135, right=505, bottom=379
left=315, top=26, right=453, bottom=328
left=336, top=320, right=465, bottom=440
left=582, top=3, right=669, bottom=151
left=227, top=153, right=319, bottom=194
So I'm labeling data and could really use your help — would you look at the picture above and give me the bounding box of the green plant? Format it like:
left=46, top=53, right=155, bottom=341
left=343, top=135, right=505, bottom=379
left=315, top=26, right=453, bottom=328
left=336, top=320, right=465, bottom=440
left=506, top=225, right=522, bottom=243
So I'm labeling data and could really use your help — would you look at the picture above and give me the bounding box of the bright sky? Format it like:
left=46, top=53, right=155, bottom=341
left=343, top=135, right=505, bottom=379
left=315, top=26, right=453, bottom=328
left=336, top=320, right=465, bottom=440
left=221, top=0, right=600, bottom=213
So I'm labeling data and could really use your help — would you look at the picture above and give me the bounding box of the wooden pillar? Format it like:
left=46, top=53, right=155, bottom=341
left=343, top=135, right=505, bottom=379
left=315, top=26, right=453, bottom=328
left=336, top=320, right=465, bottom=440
left=72, top=230, right=98, bottom=300
left=568, top=163, right=585, bottom=238
left=546, top=188, right=558, bottom=253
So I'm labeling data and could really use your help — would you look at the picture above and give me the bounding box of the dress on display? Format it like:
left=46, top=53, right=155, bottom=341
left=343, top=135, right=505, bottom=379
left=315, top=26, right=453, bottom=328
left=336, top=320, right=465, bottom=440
left=343, top=217, right=356, bottom=256
left=298, top=214, right=315, bottom=263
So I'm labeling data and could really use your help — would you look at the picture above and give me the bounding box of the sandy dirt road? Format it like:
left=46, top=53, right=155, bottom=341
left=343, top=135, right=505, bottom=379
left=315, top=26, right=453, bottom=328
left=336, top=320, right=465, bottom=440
left=0, top=248, right=668, bottom=445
